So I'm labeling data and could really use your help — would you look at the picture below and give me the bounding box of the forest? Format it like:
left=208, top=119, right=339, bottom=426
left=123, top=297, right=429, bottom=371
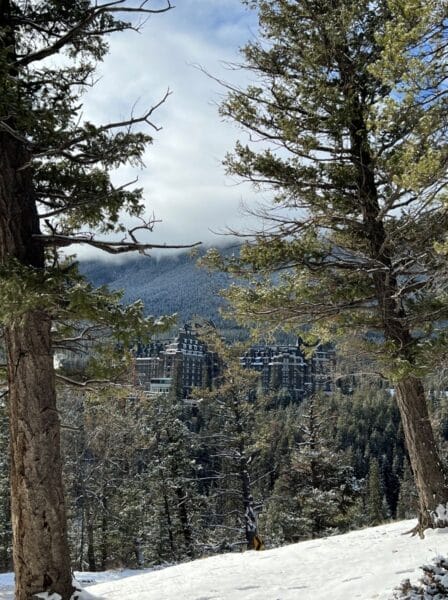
left=0, top=0, right=447, bottom=599
left=1, top=350, right=448, bottom=571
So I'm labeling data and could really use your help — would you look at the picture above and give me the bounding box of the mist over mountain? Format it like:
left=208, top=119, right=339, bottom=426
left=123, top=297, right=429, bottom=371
left=79, top=247, right=236, bottom=326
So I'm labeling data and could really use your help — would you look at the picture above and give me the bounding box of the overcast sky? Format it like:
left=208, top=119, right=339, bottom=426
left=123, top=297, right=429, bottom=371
left=81, top=0, right=261, bottom=258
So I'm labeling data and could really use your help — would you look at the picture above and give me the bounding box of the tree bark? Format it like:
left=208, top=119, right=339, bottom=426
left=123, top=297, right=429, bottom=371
left=239, top=458, right=258, bottom=549
left=100, top=495, right=108, bottom=571
left=340, top=57, right=448, bottom=530
left=395, top=376, right=448, bottom=531
left=6, top=313, right=73, bottom=600
left=175, top=485, right=194, bottom=558
left=0, top=125, right=73, bottom=597
left=233, top=398, right=260, bottom=549
left=86, top=505, right=97, bottom=572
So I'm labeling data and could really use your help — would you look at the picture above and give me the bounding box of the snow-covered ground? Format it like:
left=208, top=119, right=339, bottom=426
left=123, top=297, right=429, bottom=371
left=1, top=520, right=448, bottom=599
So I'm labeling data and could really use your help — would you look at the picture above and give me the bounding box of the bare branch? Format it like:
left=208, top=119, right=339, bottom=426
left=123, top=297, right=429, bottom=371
left=34, top=233, right=201, bottom=254
left=36, top=89, right=172, bottom=160
left=56, top=374, right=129, bottom=390
left=38, top=178, right=140, bottom=219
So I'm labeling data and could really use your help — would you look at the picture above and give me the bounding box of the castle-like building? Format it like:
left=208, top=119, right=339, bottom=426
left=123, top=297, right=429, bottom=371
left=239, top=343, right=334, bottom=402
left=134, top=325, right=335, bottom=403
left=134, top=325, right=220, bottom=399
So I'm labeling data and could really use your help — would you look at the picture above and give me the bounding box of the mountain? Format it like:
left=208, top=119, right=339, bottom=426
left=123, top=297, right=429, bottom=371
left=79, top=247, right=235, bottom=326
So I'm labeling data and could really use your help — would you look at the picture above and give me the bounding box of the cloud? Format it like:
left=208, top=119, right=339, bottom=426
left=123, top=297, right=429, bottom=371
left=77, top=0, right=262, bottom=259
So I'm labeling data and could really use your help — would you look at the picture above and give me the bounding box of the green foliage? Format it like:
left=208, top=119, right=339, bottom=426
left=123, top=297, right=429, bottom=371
left=61, top=389, right=206, bottom=568
left=0, top=260, right=175, bottom=375
left=0, top=0, right=177, bottom=371
left=53, top=342, right=422, bottom=568
left=1, top=1, right=162, bottom=241
left=261, top=396, right=363, bottom=544
left=366, top=459, right=387, bottom=525
left=326, top=384, right=406, bottom=517
left=193, top=330, right=265, bottom=549
left=392, top=556, right=448, bottom=599
left=204, top=0, right=448, bottom=380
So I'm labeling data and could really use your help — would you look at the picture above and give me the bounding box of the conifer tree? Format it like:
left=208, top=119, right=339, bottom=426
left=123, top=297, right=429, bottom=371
left=139, top=392, right=206, bottom=564
left=196, top=332, right=264, bottom=550
left=262, top=395, right=362, bottom=543
left=0, top=2, right=200, bottom=598
left=366, top=459, right=386, bottom=525
left=396, top=460, right=418, bottom=521
left=207, top=0, right=448, bottom=532
left=61, top=385, right=207, bottom=569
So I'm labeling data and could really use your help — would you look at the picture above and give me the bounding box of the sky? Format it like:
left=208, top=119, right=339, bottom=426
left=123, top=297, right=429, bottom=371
left=80, top=0, right=261, bottom=258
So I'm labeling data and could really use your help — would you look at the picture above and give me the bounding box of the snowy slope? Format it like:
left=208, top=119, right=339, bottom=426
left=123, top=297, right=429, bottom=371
left=2, top=520, right=448, bottom=600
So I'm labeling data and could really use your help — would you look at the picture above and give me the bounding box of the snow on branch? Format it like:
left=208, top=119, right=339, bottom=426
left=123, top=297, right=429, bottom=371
left=33, top=232, right=201, bottom=255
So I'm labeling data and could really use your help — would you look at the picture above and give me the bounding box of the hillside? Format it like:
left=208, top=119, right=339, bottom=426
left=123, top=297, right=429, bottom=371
left=79, top=248, right=234, bottom=326
left=1, top=520, right=447, bottom=599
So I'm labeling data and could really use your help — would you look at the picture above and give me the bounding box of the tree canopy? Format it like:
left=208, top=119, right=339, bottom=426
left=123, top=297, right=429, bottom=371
left=205, top=0, right=448, bottom=532
left=0, top=2, right=195, bottom=598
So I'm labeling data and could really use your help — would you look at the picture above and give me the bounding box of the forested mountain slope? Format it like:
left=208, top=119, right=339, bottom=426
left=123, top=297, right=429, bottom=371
left=80, top=247, right=234, bottom=325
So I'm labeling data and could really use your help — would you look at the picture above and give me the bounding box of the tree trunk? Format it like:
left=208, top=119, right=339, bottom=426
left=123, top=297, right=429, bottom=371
left=232, top=397, right=261, bottom=549
left=395, top=376, right=448, bottom=531
left=86, top=506, right=96, bottom=572
left=175, top=486, right=194, bottom=558
left=0, top=122, right=73, bottom=596
left=340, top=63, right=448, bottom=532
left=162, top=489, right=176, bottom=560
left=6, top=312, right=73, bottom=600
left=240, top=466, right=258, bottom=549
left=100, top=496, right=108, bottom=571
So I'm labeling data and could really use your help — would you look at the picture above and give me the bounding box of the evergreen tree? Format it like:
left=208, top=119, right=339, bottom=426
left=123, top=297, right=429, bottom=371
left=138, top=392, right=206, bottom=564
left=196, top=333, right=265, bottom=551
left=327, top=385, right=405, bottom=517
left=393, top=556, right=448, bottom=600
left=262, top=396, right=362, bottom=544
left=61, top=387, right=206, bottom=570
left=366, top=459, right=386, bottom=525
left=206, top=0, right=448, bottom=532
left=0, top=2, right=203, bottom=596
left=396, top=460, right=418, bottom=521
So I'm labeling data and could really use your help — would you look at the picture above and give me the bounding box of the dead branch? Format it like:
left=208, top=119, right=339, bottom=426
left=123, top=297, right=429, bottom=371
left=34, top=232, right=201, bottom=254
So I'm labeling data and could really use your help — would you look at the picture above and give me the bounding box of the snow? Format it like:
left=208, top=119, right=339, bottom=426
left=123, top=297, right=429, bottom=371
left=1, top=520, right=448, bottom=599
left=432, top=503, right=448, bottom=527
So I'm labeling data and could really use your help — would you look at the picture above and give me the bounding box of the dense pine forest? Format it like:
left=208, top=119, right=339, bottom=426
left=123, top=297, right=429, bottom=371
left=2, top=354, right=447, bottom=572
left=80, top=248, right=233, bottom=328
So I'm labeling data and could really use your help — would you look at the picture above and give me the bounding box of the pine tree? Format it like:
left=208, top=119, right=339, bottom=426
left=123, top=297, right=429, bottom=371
left=138, top=392, right=206, bottom=564
left=393, top=556, right=448, bottom=599
left=206, top=0, right=448, bottom=532
left=327, top=385, right=406, bottom=518
left=0, top=2, right=202, bottom=597
left=366, top=459, right=386, bottom=526
left=262, top=396, right=362, bottom=543
left=195, top=332, right=265, bottom=551
left=61, top=386, right=207, bottom=570
left=396, top=460, right=418, bottom=521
